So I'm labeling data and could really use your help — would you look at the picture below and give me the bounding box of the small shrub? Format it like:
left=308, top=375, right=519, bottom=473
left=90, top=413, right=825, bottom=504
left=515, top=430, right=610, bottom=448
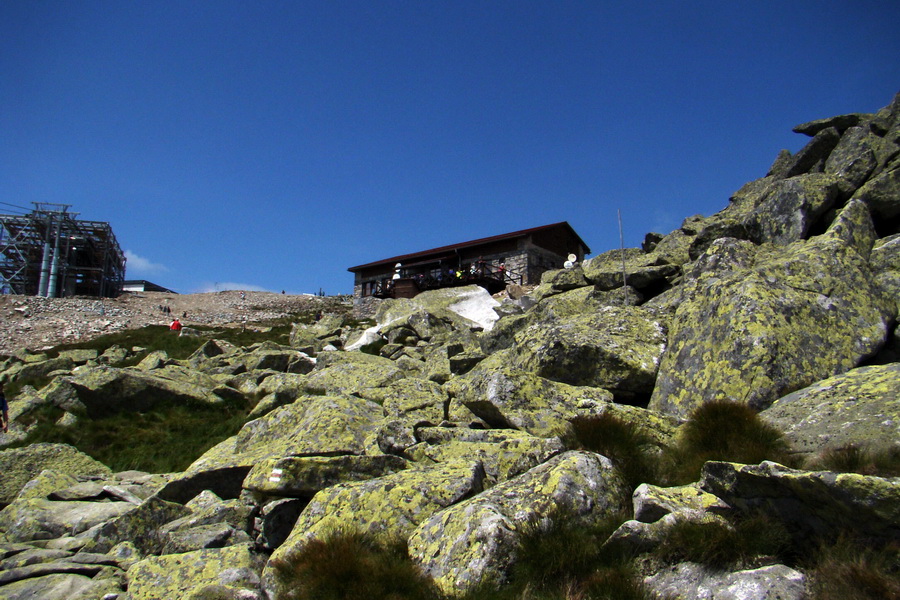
left=271, top=530, right=442, bottom=600
left=569, top=414, right=663, bottom=493
left=663, top=400, right=794, bottom=484
left=807, top=444, right=900, bottom=477
left=807, top=535, right=900, bottom=600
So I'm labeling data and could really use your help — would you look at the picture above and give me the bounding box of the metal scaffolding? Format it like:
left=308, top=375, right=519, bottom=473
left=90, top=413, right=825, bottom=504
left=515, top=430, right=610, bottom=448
left=0, top=203, right=126, bottom=298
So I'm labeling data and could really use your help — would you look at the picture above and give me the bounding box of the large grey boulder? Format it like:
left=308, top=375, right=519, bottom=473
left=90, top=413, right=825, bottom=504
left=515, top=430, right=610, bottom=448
left=302, top=351, right=405, bottom=396
left=78, top=495, right=192, bottom=554
left=448, top=351, right=678, bottom=441
left=824, top=125, right=896, bottom=193
left=0, top=444, right=111, bottom=506
left=265, top=459, right=486, bottom=580
left=780, top=126, right=842, bottom=177
left=41, top=366, right=239, bottom=418
left=856, top=166, right=900, bottom=220
left=445, top=352, right=613, bottom=437
left=650, top=200, right=894, bottom=418
left=644, top=563, right=806, bottom=600
left=405, top=427, right=566, bottom=486
left=582, top=247, right=680, bottom=292
left=355, top=377, right=449, bottom=421
left=183, top=394, right=385, bottom=475
left=408, top=451, right=628, bottom=595
left=0, top=570, right=123, bottom=600
left=511, top=306, right=667, bottom=398
left=760, top=364, right=900, bottom=456
left=701, top=461, right=900, bottom=544
left=0, top=498, right=135, bottom=543
left=126, top=544, right=265, bottom=600
left=346, top=286, right=499, bottom=353
left=242, top=454, right=409, bottom=497
left=691, top=173, right=843, bottom=254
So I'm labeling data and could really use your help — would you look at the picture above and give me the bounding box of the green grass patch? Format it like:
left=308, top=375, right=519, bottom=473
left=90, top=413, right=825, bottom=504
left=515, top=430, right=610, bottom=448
left=11, top=400, right=249, bottom=473
left=662, top=400, right=795, bottom=485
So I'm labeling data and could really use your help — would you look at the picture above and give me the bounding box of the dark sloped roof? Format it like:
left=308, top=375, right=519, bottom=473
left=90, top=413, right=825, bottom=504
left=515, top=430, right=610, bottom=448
left=348, top=222, right=590, bottom=272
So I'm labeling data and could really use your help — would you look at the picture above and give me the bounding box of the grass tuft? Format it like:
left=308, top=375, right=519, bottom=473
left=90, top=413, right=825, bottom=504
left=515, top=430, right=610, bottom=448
left=271, top=530, right=441, bottom=600
left=652, top=512, right=791, bottom=571
left=568, top=413, right=663, bottom=494
left=806, top=444, right=900, bottom=477
left=807, top=535, right=900, bottom=600
left=508, top=509, right=632, bottom=592
left=663, top=400, right=795, bottom=484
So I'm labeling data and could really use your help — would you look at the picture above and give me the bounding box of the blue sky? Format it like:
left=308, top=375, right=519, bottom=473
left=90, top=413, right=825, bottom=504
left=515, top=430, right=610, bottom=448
left=2, top=2, right=898, bottom=295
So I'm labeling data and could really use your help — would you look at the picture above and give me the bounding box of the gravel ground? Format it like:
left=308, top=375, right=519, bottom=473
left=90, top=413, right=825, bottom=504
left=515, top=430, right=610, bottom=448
left=0, top=290, right=347, bottom=355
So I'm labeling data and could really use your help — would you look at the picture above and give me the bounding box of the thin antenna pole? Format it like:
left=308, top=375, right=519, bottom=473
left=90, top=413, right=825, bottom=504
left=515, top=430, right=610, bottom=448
left=618, top=209, right=627, bottom=304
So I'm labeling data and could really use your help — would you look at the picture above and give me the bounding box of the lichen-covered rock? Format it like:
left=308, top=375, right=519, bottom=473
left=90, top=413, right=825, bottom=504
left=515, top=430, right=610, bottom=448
left=356, top=377, right=448, bottom=421
left=44, top=366, right=238, bottom=418
left=539, top=265, right=589, bottom=292
left=405, top=431, right=566, bottom=486
left=644, top=562, right=806, bottom=600
left=511, top=306, right=667, bottom=397
left=367, top=286, right=500, bottom=340
left=446, top=353, right=615, bottom=437
left=0, top=570, right=124, bottom=600
left=160, top=522, right=251, bottom=555
left=0, top=497, right=136, bottom=544
left=10, top=470, right=80, bottom=504
left=583, top=247, right=680, bottom=292
left=126, top=544, right=265, bottom=600
left=632, top=482, right=730, bottom=523
left=701, top=461, right=900, bottom=543
left=530, top=285, right=641, bottom=322
left=824, top=125, right=895, bottom=193
left=266, top=459, right=486, bottom=570
left=302, top=351, right=405, bottom=396
left=759, top=364, right=900, bottom=456
left=233, top=343, right=315, bottom=375
left=0, top=444, right=111, bottom=506
left=856, top=166, right=900, bottom=220
left=185, top=394, right=384, bottom=474
left=159, top=492, right=253, bottom=546
left=78, top=495, right=192, bottom=554
left=871, top=234, right=900, bottom=317
left=650, top=200, right=893, bottom=417
left=0, top=356, right=76, bottom=387
left=408, top=451, right=628, bottom=595
left=243, top=454, right=409, bottom=497
left=448, top=353, right=678, bottom=442
left=605, top=509, right=732, bottom=555
left=782, top=126, right=842, bottom=176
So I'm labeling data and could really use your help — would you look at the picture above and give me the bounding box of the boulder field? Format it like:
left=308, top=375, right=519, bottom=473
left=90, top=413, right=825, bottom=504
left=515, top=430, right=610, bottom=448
left=1, top=93, right=899, bottom=600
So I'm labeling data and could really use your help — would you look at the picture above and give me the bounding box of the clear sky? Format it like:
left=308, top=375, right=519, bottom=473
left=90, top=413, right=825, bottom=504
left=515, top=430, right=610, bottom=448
left=2, top=2, right=898, bottom=295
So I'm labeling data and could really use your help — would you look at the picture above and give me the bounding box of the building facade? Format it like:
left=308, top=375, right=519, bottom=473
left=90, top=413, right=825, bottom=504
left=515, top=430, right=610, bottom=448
left=348, top=222, right=590, bottom=299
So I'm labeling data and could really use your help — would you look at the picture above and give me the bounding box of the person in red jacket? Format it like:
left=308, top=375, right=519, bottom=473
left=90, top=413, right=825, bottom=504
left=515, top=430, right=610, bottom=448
left=170, top=318, right=182, bottom=332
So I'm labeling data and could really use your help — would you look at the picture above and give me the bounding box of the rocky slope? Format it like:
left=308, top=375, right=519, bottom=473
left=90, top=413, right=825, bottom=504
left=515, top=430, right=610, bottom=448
left=0, top=93, right=899, bottom=600
left=0, top=290, right=346, bottom=355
